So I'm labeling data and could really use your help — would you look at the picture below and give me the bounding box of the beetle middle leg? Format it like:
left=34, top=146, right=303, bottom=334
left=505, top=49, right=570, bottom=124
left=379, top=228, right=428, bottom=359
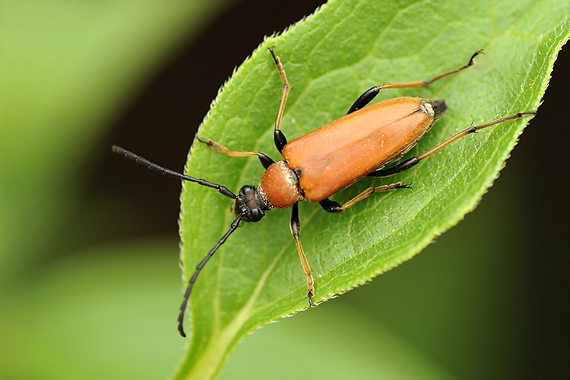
left=347, top=50, right=483, bottom=114
left=290, top=202, right=314, bottom=305
left=319, top=182, right=411, bottom=213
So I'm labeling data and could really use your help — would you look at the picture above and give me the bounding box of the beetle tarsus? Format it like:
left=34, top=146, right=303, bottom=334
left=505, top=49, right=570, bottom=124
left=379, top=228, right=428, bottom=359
left=197, top=136, right=211, bottom=145
left=396, top=183, right=413, bottom=190
left=468, top=49, right=484, bottom=66
left=268, top=46, right=277, bottom=61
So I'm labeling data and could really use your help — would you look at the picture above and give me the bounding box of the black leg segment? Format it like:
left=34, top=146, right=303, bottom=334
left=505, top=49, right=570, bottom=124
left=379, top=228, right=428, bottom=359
left=347, top=50, right=483, bottom=114
left=367, top=157, right=419, bottom=178
left=274, top=130, right=288, bottom=153
left=347, top=86, right=382, bottom=114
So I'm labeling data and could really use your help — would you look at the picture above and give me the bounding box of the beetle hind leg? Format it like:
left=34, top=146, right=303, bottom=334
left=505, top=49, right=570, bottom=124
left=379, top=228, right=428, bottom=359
left=319, top=182, right=411, bottom=213
left=367, top=111, right=537, bottom=178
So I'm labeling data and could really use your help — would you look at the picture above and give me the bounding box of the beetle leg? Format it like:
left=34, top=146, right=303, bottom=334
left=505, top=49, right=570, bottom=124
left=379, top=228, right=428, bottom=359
left=414, top=111, right=536, bottom=161
left=368, top=111, right=537, bottom=178
left=319, top=183, right=411, bottom=213
left=290, top=202, right=314, bottom=305
left=269, top=48, right=291, bottom=153
left=347, top=50, right=483, bottom=114
left=197, top=137, right=274, bottom=169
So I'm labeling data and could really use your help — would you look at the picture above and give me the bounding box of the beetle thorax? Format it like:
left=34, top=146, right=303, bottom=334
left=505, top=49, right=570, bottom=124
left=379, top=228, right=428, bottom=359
left=258, top=160, right=303, bottom=209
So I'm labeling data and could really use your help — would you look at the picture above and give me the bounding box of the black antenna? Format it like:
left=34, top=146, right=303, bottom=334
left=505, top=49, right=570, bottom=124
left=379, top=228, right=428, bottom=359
left=177, top=212, right=245, bottom=337
left=112, top=146, right=237, bottom=199
left=112, top=145, right=244, bottom=337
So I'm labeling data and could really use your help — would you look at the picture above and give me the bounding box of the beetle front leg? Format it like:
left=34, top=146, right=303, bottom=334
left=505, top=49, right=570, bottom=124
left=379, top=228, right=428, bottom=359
left=290, top=202, right=314, bottom=305
left=197, top=137, right=274, bottom=169
left=319, top=182, right=411, bottom=213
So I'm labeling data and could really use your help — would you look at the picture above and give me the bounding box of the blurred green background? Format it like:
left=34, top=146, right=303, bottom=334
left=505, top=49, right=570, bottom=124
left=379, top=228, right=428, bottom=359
left=1, top=0, right=568, bottom=379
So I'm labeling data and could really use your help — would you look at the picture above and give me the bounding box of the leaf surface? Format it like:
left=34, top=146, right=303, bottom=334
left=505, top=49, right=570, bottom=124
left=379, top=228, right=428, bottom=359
left=176, top=1, right=570, bottom=378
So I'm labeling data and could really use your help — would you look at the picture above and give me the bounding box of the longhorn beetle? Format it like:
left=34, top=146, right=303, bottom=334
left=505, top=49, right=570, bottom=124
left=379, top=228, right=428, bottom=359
left=113, top=48, right=535, bottom=337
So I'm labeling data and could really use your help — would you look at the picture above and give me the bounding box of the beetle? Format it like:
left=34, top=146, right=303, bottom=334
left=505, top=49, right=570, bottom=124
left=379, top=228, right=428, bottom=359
left=113, top=48, right=535, bottom=337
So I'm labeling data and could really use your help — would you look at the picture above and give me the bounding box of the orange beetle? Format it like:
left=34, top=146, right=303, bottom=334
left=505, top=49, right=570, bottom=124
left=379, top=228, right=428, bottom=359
left=113, top=48, right=535, bottom=337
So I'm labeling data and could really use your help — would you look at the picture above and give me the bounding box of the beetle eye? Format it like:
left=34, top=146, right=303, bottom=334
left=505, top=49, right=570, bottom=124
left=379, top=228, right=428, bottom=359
left=247, top=208, right=264, bottom=223
left=235, top=185, right=266, bottom=223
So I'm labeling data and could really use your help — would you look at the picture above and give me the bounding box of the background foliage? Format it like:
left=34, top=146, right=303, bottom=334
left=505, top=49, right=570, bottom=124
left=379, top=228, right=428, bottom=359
left=1, top=0, right=569, bottom=379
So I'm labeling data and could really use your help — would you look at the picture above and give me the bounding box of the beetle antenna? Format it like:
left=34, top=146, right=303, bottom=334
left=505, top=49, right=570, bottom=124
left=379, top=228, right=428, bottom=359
left=112, top=145, right=237, bottom=199
left=177, top=213, right=244, bottom=337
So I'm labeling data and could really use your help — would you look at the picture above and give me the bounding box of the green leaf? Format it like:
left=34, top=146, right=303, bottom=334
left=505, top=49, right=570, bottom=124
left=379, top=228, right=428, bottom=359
left=221, top=301, right=455, bottom=380
left=176, top=0, right=570, bottom=378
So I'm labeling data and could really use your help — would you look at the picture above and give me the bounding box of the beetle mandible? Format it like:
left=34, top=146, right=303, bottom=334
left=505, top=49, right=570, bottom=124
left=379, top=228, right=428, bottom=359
left=113, top=48, right=535, bottom=337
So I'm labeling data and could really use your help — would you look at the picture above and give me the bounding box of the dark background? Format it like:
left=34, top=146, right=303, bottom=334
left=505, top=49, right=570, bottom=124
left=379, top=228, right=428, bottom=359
left=89, top=1, right=569, bottom=378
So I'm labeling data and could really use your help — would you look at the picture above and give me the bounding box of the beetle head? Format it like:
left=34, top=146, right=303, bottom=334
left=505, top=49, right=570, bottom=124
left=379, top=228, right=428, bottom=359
left=235, top=185, right=269, bottom=222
